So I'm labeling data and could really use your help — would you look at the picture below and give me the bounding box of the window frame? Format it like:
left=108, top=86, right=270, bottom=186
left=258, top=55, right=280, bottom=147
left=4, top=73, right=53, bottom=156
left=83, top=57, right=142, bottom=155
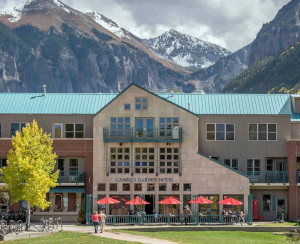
left=110, top=117, right=130, bottom=137
left=124, top=104, right=131, bottom=110
left=135, top=97, right=148, bottom=110
left=69, top=159, right=79, bottom=176
left=248, top=123, right=277, bottom=141
left=224, top=159, right=238, bottom=170
left=206, top=123, right=235, bottom=141
left=53, top=123, right=63, bottom=138
left=10, top=122, right=27, bottom=137
left=65, top=123, right=85, bottom=138
left=247, top=159, right=261, bottom=176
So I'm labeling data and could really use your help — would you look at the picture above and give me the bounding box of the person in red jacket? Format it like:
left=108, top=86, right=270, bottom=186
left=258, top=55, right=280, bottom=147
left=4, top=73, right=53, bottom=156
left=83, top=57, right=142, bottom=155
left=91, top=211, right=101, bottom=233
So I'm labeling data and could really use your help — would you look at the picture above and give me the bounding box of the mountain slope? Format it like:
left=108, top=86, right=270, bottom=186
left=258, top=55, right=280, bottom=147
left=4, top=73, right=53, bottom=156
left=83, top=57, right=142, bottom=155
left=188, top=43, right=251, bottom=93
left=222, top=42, right=300, bottom=94
left=144, top=29, right=231, bottom=70
left=249, top=0, right=300, bottom=65
left=0, top=0, right=194, bottom=93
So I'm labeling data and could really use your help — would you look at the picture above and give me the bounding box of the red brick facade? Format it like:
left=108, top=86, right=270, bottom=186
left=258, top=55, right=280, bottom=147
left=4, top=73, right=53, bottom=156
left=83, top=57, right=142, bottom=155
left=287, top=141, right=300, bottom=220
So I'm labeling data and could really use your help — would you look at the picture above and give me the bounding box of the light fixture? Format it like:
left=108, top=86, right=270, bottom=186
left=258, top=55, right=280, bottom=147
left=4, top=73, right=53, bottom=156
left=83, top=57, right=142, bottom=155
left=120, top=142, right=123, bottom=146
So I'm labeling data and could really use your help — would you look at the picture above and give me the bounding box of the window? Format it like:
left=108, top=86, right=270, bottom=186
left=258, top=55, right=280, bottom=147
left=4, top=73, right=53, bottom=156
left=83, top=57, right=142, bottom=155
left=110, top=117, right=130, bottom=137
left=172, top=183, right=179, bottom=191
left=135, top=97, right=148, bottom=110
left=11, top=123, right=26, bottom=137
left=53, top=124, right=63, bottom=138
left=0, top=158, right=7, bottom=168
left=247, top=159, right=260, bottom=176
left=263, top=195, right=271, bottom=211
left=57, top=159, right=64, bottom=176
left=123, top=184, right=130, bottom=191
left=200, top=195, right=220, bottom=215
left=159, top=118, right=179, bottom=137
left=124, top=104, right=131, bottom=110
left=206, top=123, right=234, bottom=141
left=65, top=124, right=84, bottom=138
left=110, top=148, right=130, bottom=174
left=159, top=183, right=166, bottom=191
left=69, top=159, right=78, bottom=176
left=110, top=184, right=117, bottom=191
left=184, top=184, right=191, bottom=191
left=159, top=148, right=179, bottom=174
left=54, top=194, right=63, bottom=211
left=266, top=159, right=273, bottom=171
left=224, top=159, right=238, bottom=170
left=249, top=123, right=276, bottom=141
left=134, top=183, right=142, bottom=191
left=147, top=184, right=155, bottom=191
left=98, top=184, right=106, bottom=191
left=135, top=148, right=155, bottom=174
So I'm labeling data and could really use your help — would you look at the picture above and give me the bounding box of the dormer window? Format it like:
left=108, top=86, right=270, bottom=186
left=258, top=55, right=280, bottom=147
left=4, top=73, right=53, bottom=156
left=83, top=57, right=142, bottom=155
left=135, top=97, right=148, bottom=110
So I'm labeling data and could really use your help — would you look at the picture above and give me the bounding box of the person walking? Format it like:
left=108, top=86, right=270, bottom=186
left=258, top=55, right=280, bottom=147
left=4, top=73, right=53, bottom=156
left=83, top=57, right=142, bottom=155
left=99, top=210, right=106, bottom=233
left=91, top=211, right=101, bottom=233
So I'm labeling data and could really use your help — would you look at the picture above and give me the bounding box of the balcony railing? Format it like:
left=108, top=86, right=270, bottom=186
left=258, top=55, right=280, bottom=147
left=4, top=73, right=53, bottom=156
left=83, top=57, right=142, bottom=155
left=57, top=170, right=85, bottom=184
left=103, top=127, right=182, bottom=142
left=247, top=171, right=288, bottom=184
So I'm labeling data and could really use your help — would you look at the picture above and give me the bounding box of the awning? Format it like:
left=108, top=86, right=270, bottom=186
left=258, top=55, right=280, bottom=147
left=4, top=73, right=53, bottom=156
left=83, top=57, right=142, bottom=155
left=49, top=187, right=84, bottom=193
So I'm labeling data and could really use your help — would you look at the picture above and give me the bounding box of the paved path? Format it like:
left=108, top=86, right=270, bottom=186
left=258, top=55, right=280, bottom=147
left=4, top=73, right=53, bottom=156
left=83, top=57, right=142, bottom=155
left=92, top=231, right=179, bottom=244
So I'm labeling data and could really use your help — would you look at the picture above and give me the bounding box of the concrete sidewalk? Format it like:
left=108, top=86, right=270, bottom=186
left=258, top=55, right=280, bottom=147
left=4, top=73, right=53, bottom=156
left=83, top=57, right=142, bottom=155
left=92, top=231, right=178, bottom=244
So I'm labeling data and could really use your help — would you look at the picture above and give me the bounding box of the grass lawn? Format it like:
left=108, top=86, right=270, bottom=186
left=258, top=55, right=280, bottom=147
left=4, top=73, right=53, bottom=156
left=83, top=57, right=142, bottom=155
left=254, top=222, right=297, bottom=227
left=117, top=230, right=289, bottom=244
left=5, top=231, right=136, bottom=244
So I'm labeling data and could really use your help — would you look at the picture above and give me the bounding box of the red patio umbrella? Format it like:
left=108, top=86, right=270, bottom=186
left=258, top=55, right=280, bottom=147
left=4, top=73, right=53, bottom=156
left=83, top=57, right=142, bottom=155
left=159, top=196, right=182, bottom=205
left=188, top=196, right=213, bottom=204
left=218, top=197, right=243, bottom=205
left=125, top=196, right=150, bottom=205
left=95, top=196, right=120, bottom=204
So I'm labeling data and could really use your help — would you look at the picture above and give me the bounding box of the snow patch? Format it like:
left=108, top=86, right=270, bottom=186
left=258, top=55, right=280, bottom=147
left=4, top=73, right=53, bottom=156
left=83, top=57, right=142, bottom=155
left=0, top=0, right=34, bottom=22
left=53, top=0, right=70, bottom=13
left=89, top=12, right=129, bottom=39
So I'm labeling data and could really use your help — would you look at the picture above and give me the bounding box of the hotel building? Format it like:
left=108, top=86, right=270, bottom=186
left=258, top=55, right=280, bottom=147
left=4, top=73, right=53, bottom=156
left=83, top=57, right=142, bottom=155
left=0, top=83, right=299, bottom=221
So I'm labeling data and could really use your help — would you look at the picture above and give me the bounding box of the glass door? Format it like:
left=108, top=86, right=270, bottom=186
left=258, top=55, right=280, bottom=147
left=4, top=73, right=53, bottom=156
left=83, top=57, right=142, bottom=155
left=276, top=160, right=286, bottom=171
left=135, top=118, right=154, bottom=138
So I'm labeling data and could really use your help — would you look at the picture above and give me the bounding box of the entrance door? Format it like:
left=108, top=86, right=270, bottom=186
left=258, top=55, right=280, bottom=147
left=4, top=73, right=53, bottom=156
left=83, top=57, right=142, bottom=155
left=276, top=161, right=286, bottom=171
left=277, top=199, right=286, bottom=220
left=145, top=195, right=155, bottom=214
left=136, top=118, right=154, bottom=138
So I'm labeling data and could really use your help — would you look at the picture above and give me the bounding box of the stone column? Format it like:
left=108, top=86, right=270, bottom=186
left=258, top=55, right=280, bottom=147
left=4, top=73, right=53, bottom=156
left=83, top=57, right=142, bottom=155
left=49, top=193, right=55, bottom=212
left=75, top=193, right=81, bottom=211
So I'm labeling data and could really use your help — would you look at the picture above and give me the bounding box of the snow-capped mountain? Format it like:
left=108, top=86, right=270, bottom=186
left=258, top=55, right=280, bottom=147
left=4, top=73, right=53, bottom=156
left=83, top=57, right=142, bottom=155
left=144, top=29, right=231, bottom=70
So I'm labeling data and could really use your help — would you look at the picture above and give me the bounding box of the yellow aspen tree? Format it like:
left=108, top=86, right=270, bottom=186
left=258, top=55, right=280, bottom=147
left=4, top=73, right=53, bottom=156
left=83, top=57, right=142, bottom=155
left=0, top=120, right=59, bottom=230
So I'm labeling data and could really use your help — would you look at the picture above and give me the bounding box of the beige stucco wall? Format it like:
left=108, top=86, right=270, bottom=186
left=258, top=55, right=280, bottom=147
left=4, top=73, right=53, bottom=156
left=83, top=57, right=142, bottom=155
left=198, top=115, right=290, bottom=173
left=93, top=85, right=250, bottom=214
left=0, top=114, right=93, bottom=138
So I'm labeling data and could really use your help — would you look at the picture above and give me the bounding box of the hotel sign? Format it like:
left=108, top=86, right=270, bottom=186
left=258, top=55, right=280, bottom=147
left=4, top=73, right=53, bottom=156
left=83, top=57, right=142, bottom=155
left=115, top=177, right=173, bottom=182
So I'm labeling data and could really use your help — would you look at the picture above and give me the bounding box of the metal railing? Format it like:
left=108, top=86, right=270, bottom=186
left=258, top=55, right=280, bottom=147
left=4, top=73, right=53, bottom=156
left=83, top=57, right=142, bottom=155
left=57, top=171, right=85, bottom=184
left=103, top=127, right=182, bottom=142
left=103, top=213, right=251, bottom=226
left=246, top=171, right=288, bottom=184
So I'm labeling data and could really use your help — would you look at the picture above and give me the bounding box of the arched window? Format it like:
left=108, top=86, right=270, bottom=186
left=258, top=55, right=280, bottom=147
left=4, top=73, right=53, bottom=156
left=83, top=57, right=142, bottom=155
left=54, top=194, right=63, bottom=211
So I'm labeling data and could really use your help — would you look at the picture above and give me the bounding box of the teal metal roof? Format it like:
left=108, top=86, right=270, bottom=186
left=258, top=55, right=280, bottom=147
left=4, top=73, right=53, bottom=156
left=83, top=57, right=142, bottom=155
left=0, top=93, right=116, bottom=114
left=159, top=93, right=292, bottom=115
left=0, top=87, right=293, bottom=115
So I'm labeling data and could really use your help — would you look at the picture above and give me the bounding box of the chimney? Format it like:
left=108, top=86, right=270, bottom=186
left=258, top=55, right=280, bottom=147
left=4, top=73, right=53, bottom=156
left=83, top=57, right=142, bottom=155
left=43, top=85, right=46, bottom=96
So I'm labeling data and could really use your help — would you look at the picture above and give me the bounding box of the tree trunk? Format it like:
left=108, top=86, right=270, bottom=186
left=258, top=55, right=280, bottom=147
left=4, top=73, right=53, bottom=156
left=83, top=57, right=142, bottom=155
left=25, top=202, right=30, bottom=231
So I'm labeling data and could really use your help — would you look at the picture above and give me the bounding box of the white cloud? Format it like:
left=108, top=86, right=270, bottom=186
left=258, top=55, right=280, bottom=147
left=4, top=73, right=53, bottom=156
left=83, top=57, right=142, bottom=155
left=0, top=0, right=291, bottom=51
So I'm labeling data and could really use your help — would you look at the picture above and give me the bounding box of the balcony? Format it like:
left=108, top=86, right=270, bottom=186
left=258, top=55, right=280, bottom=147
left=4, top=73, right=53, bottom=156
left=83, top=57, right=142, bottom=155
left=247, top=171, right=288, bottom=184
left=103, top=127, right=182, bottom=142
left=57, top=170, right=85, bottom=185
